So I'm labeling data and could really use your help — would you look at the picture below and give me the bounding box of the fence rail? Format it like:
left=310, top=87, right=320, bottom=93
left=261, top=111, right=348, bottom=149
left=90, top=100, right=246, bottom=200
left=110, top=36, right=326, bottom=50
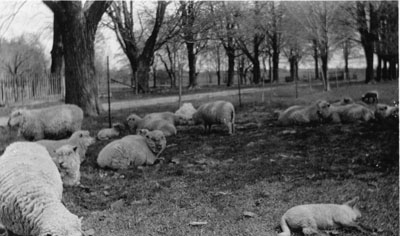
left=0, top=74, right=64, bottom=106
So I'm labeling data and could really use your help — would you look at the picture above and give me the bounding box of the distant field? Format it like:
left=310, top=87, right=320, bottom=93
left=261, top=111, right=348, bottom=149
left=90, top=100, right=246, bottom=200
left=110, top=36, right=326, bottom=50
left=0, top=80, right=398, bottom=236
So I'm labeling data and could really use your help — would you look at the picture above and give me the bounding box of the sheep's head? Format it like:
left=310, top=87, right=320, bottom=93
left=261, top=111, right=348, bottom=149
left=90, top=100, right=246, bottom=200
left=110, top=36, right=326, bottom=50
left=126, top=114, right=141, bottom=132
left=315, top=100, right=331, bottom=119
left=39, top=209, right=83, bottom=236
left=174, top=114, right=190, bottom=126
left=55, top=144, right=80, bottom=187
left=8, top=109, right=26, bottom=127
left=112, top=122, right=125, bottom=132
left=190, top=111, right=201, bottom=125
left=375, top=104, right=399, bottom=120
left=70, top=130, right=95, bottom=148
left=139, top=129, right=166, bottom=154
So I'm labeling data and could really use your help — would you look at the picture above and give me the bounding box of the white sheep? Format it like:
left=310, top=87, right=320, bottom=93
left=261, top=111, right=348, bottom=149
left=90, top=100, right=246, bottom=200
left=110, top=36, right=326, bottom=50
left=54, top=144, right=81, bottom=187
left=175, top=103, right=197, bottom=120
left=127, top=113, right=177, bottom=137
left=327, top=103, right=375, bottom=123
left=374, top=103, right=399, bottom=120
left=36, top=130, right=95, bottom=163
left=191, top=100, right=235, bottom=134
left=97, top=122, right=125, bottom=140
left=277, top=100, right=331, bottom=126
left=7, top=104, right=83, bottom=141
left=97, top=129, right=166, bottom=170
left=0, top=142, right=83, bottom=236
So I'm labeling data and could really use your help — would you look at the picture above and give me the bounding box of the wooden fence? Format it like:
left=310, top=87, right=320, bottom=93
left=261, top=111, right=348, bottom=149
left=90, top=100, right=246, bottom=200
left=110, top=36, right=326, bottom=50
left=0, top=74, right=64, bottom=106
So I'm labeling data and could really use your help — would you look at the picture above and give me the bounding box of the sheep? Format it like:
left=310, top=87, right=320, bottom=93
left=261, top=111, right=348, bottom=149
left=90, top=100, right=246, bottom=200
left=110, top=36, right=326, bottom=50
left=175, top=103, right=197, bottom=120
left=361, top=90, right=379, bottom=104
left=54, top=144, right=81, bottom=187
left=36, top=130, right=95, bottom=163
left=331, top=96, right=354, bottom=106
left=127, top=113, right=178, bottom=137
left=7, top=104, right=83, bottom=141
left=0, top=142, right=83, bottom=236
left=97, top=129, right=166, bottom=170
left=191, top=100, right=235, bottom=134
left=276, top=100, right=331, bottom=126
left=374, top=103, right=399, bottom=120
left=97, top=122, right=125, bottom=140
left=326, top=103, right=375, bottom=123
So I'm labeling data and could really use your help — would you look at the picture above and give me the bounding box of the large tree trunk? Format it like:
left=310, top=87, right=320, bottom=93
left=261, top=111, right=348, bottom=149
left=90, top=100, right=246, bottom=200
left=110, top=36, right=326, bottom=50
left=376, top=55, right=382, bottom=82
left=226, top=48, right=235, bottom=87
left=313, top=40, right=319, bottom=80
left=216, top=45, right=221, bottom=86
left=320, top=53, right=330, bottom=91
left=50, top=15, right=63, bottom=75
left=252, top=58, right=261, bottom=85
left=272, top=43, right=279, bottom=82
left=186, top=41, right=197, bottom=88
left=343, top=41, right=350, bottom=81
left=363, top=42, right=374, bottom=83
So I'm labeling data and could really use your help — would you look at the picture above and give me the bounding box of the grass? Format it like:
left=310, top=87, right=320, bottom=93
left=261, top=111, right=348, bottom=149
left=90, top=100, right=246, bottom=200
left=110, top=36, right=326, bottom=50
left=1, top=80, right=399, bottom=236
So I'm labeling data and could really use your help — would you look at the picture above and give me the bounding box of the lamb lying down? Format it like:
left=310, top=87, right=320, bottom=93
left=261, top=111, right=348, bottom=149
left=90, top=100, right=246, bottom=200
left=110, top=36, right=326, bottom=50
left=279, top=197, right=369, bottom=236
left=97, top=122, right=125, bottom=140
left=37, top=130, right=95, bottom=163
left=327, top=103, right=375, bottom=123
left=276, top=100, right=331, bottom=126
left=127, top=113, right=178, bottom=137
left=0, top=142, right=83, bottom=236
left=97, top=129, right=166, bottom=170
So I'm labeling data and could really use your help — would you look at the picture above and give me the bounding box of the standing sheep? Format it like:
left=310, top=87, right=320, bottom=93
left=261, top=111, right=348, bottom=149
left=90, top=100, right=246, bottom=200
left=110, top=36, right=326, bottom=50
left=36, top=130, right=95, bottom=163
left=127, top=113, right=177, bottom=137
left=97, top=129, right=166, bottom=170
left=0, top=142, right=83, bottom=236
left=191, top=100, right=235, bottom=134
left=54, top=144, right=81, bottom=187
left=276, top=100, right=331, bottom=126
left=7, top=104, right=83, bottom=141
left=97, top=122, right=125, bottom=140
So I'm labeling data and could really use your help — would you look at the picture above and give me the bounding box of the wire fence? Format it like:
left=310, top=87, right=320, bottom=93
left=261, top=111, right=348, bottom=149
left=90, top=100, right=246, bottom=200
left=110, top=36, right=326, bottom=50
left=0, top=74, right=64, bottom=106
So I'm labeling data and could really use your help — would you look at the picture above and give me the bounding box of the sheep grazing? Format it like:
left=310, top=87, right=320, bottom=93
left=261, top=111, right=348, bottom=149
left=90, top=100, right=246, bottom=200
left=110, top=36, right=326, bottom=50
left=54, top=144, right=81, bottom=187
left=97, top=129, right=166, bottom=170
left=327, top=103, right=375, bottom=123
left=192, top=100, right=235, bottom=134
left=36, top=130, right=95, bottom=163
left=127, top=113, right=177, bottom=137
left=277, top=100, right=331, bottom=126
left=361, top=90, right=379, bottom=104
left=175, top=103, right=197, bottom=120
left=0, top=142, right=83, bottom=236
left=97, top=122, right=125, bottom=140
left=7, top=104, right=83, bottom=141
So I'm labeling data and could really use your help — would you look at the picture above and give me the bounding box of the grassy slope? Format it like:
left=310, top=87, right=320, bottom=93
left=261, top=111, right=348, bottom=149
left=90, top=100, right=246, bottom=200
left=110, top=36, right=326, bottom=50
left=2, top=80, right=399, bottom=236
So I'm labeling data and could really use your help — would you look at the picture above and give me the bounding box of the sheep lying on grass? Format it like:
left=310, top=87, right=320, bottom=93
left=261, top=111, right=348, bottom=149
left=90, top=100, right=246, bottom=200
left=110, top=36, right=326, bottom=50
left=127, top=113, right=178, bottom=137
left=374, top=103, right=399, bottom=120
left=37, top=130, right=95, bottom=163
left=175, top=103, right=197, bottom=120
left=0, top=142, right=82, bottom=236
left=54, top=144, right=81, bottom=187
left=97, top=129, right=166, bottom=170
left=278, top=197, right=369, bottom=236
left=7, top=104, right=83, bottom=141
left=191, top=100, right=235, bottom=134
left=97, top=122, right=125, bottom=140
left=326, top=103, right=375, bottom=123
left=276, top=100, right=331, bottom=126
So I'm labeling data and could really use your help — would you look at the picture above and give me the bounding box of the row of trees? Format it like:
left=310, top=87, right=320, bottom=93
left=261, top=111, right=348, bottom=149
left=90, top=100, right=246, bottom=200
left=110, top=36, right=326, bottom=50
left=40, top=1, right=397, bottom=116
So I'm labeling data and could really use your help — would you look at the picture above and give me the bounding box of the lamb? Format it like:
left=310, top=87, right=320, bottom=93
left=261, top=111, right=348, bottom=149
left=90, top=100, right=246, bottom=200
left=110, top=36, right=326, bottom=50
left=97, top=122, right=125, bottom=140
left=54, top=144, right=81, bottom=187
left=326, top=103, right=375, bottom=123
left=361, top=90, right=379, bottom=104
left=127, top=113, right=177, bottom=137
left=97, top=129, right=166, bottom=170
left=36, top=130, right=95, bottom=163
left=191, top=100, right=235, bottom=134
left=7, top=104, right=83, bottom=141
left=276, top=100, right=331, bottom=126
left=175, top=103, right=197, bottom=120
left=278, top=197, right=369, bottom=236
left=0, top=142, right=83, bottom=236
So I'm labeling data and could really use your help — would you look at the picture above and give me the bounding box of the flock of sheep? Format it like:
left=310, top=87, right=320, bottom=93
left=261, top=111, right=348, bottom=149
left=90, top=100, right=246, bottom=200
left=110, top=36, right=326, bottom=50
left=0, top=90, right=397, bottom=236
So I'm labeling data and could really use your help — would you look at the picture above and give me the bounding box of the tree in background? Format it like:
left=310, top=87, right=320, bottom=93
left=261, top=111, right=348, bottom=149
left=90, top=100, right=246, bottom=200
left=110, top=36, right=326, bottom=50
left=107, top=1, right=169, bottom=93
left=44, top=1, right=111, bottom=116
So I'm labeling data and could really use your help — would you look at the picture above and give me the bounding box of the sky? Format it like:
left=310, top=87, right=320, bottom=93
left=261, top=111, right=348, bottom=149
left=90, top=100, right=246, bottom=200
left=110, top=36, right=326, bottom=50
left=0, top=0, right=371, bottom=72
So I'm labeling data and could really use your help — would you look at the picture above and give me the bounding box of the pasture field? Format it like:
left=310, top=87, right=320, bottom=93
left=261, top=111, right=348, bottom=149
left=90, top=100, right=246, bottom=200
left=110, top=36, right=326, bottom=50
left=0, top=80, right=399, bottom=236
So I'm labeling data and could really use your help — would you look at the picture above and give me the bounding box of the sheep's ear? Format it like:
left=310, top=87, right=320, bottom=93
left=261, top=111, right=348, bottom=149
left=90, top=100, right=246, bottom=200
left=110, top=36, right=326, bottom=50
left=72, top=146, right=78, bottom=152
left=344, top=196, right=359, bottom=208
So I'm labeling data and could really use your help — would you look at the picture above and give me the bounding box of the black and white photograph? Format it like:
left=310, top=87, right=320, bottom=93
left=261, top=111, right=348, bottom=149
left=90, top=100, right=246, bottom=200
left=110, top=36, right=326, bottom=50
left=0, top=1, right=398, bottom=235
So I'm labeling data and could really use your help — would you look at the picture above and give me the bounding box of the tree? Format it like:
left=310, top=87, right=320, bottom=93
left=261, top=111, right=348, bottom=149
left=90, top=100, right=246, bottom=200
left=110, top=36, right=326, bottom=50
left=44, top=1, right=112, bottom=116
left=107, top=1, right=169, bottom=93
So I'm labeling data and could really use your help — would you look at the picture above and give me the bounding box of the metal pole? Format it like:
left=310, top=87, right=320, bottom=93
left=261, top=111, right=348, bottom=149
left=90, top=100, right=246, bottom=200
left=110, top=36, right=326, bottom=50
left=238, top=72, right=242, bottom=107
left=178, top=65, right=182, bottom=108
left=107, top=56, right=111, bottom=128
left=135, top=71, right=138, bottom=95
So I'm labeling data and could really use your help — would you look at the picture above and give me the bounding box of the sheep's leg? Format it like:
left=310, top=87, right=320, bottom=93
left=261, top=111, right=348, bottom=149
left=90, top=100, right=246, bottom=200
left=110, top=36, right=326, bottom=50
left=227, top=122, right=234, bottom=135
